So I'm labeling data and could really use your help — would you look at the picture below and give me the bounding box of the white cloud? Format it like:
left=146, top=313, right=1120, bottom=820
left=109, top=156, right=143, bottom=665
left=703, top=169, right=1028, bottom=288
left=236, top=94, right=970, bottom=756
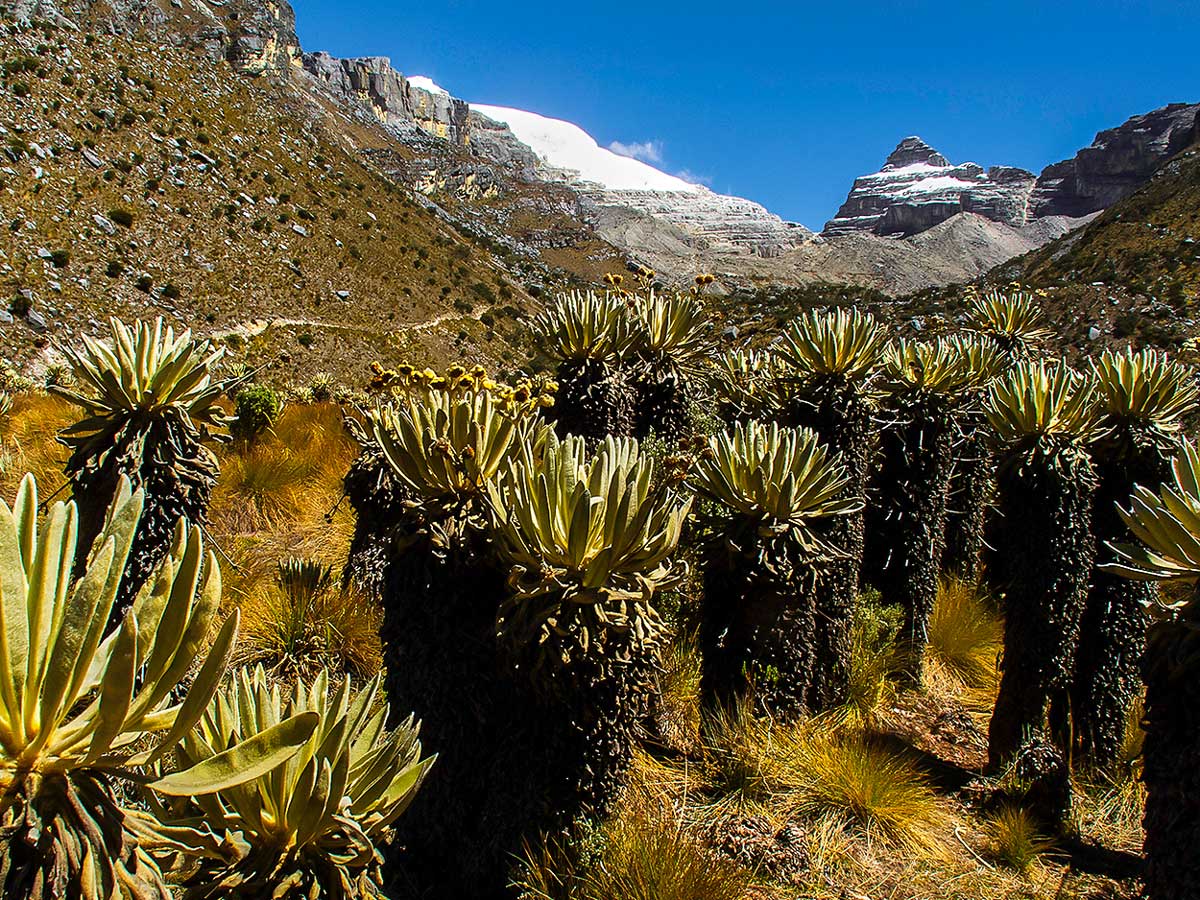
left=608, top=139, right=665, bottom=164
left=674, top=169, right=713, bottom=187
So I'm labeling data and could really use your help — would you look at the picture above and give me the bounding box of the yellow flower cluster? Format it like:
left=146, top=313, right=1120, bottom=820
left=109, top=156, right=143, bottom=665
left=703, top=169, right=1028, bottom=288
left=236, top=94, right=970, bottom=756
left=368, top=361, right=556, bottom=413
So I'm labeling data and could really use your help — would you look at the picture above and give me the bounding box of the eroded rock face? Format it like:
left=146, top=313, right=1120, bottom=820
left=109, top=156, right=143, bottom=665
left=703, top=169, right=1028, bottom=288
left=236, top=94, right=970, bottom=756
left=1029, top=102, right=1200, bottom=217
left=301, top=54, right=470, bottom=145
left=824, top=137, right=1037, bottom=237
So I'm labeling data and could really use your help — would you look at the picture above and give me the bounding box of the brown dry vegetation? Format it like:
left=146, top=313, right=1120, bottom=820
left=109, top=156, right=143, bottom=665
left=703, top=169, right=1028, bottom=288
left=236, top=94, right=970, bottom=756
left=0, top=20, right=550, bottom=388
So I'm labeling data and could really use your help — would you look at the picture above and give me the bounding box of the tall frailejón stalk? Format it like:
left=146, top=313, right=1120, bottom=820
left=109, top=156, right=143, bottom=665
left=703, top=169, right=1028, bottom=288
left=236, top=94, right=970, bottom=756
left=1071, top=349, right=1198, bottom=770
left=865, top=336, right=1002, bottom=684
left=945, top=289, right=1055, bottom=580
left=629, top=275, right=715, bottom=441
left=1105, top=440, right=1200, bottom=900
left=691, top=421, right=860, bottom=717
left=486, top=432, right=690, bottom=875
left=363, top=370, right=549, bottom=897
left=774, top=307, right=887, bottom=710
left=984, top=360, right=1098, bottom=825
left=534, top=288, right=636, bottom=440
left=52, top=317, right=228, bottom=623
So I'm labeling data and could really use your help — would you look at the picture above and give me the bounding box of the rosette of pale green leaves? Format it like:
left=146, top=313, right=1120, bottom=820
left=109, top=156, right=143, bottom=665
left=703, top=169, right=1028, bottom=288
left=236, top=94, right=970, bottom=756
left=51, top=317, right=229, bottom=458
left=878, top=336, right=1005, bottom=398
left=709, top=349, right=778, bottom=420
left=965, top=289, right=1054, bottom=359
left=690, top=420, right=860, bottom=549
left=1090, top=347, right=1200, bottom=441
left=144, top=666, right=432, bottom=899
left=632, top=289, right=713, bottom=373
left=777, top=307, right=888, bottom=379
left=1105, top=441, right=1200, bottom=595
left=984, top=359, right=1100, bottom=445
left=533, top=290, right=637, bottom=363
left=487, top=433, right=691, bottom=674
left=0, top=474, right=316, bottom=900
left=368, top=388, right=545, bottom=504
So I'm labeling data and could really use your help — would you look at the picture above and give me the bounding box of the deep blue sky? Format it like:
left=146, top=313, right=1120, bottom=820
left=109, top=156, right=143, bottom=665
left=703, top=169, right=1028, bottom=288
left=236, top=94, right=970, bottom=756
left=292, top=0, right=1200, bottom=229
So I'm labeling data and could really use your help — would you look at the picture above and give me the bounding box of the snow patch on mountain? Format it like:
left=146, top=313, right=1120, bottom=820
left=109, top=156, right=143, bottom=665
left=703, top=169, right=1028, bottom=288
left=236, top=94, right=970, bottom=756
left=472, top=103, right=702, bottom=194
left=407, top=75, right=448, bottom=96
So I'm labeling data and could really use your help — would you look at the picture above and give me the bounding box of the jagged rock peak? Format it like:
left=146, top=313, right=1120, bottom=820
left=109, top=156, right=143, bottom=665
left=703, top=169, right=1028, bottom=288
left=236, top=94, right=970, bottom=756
left=884, top=137, right=949, bottom=169
left=824, top=140, right=1036, bottom=237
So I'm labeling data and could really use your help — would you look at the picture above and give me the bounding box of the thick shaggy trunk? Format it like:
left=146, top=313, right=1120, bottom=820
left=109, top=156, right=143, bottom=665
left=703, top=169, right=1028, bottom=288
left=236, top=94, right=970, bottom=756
left=633, top=369, right=690, bottom=443
left=383, top=521, right=657, bottom=899
left=782, top=379, right=873, bottom=711
left=987, top=447, right=1094, bottom=825
left=943, top=424, right=994, bottom=582
left=342, top=447, right=405, bottom=601
left=67, top=419, right=217, bottom=629
left=1142, top=614, right=1200, bottom=900
left=863, top=403, right=954, bottom=685
left=550, top=358, right=635, bottom=441
left=1070, top=448, right=1166, bottom=770
left=700, top=533, right=821, bottom=720
left=381, top=522, right=518, bottom=900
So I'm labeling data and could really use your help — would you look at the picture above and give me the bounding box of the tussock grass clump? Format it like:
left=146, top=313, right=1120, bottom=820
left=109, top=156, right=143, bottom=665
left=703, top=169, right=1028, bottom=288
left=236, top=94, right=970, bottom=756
left=586, top=808, right=751, bottom=900
left=513, top=792, right=750, bottom=900
left=237, top=557, right=382, bottom=678
left=986, top=804, right=1054, bottom=873
left=215, top=443, right=314, bottom=532
left=0, top=391, right=73, bottom=496
left=654, top=630, right=703, bottom=754
left=926, top=577, right=1002, bottom=691
left=700, top=700, right=777, bottom=803
left=779, top=725, right=951, bottom=855
left=700, top=703, right=948, bottom=856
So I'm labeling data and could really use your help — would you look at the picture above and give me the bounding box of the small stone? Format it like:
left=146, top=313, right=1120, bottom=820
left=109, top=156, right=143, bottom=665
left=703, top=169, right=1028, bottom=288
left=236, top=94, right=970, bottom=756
left=1087, top=325, right=1101, bottom=340
left=26, top=310, right=47, bottom=332
left=335, top=289, right=350, bottom=300
left=81, top=147, right=103, bottom=168
left=93, top=214, right=116, bottom=236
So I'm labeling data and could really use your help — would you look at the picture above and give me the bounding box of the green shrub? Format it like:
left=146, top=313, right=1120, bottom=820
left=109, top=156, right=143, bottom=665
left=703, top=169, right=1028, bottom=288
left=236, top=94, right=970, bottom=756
left=49, top=249, right=69, bottom=268
left=9, top=293, right=32, bottom=317
left=232, top=383, right=282, bottom=443
left=107, top=207, right=134, bottom=227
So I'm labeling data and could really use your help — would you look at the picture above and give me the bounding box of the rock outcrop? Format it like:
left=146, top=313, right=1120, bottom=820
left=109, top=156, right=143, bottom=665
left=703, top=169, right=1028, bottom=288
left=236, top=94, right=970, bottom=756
left=1029, top=102, right=1200, bottom=217
left=301, top=54, right=470, bottom=144
left=824, top=137, right=1037, bottom=237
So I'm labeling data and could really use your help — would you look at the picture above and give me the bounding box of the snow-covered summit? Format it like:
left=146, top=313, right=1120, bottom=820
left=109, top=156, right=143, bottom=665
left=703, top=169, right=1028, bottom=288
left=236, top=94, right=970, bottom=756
left=471, top=104, right=702, bottom=194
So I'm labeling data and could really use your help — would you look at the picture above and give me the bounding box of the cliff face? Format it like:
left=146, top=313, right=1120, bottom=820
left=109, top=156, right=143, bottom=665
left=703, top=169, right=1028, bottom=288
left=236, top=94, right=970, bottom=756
left=823, top=137, right=1037, bottom=237
left=301, top=53, right=470, bottom=145
left=1029, top=102, right=1200, bottom=217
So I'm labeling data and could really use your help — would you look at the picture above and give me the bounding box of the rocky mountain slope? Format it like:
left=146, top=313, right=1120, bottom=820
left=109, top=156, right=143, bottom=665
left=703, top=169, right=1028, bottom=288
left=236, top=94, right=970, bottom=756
left=826, top=106, right=1200, bottom=242
left=3, top=0, right=1198, bottom=356
left=1030, top=102, right=1200, bottom=217
left=0, top=12, right=559, bottom=386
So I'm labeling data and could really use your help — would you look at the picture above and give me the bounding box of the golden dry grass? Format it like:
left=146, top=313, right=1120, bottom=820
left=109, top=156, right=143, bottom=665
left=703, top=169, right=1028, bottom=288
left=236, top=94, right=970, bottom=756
left=924, top=577, right=1003, bottom=721
left=207, top=401, right=376, bottom=676
left=986, top=804, right=1055, bottom=873
left=0, top=392, right=73, bottom=500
